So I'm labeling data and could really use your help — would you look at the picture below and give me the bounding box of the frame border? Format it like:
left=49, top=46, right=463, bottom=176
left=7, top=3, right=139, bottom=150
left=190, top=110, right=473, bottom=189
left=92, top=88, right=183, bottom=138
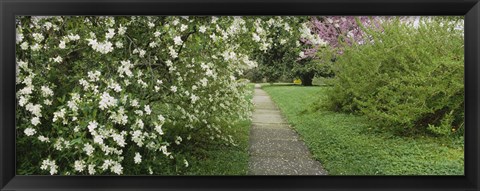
left=1, top=0, right=479, bottom=190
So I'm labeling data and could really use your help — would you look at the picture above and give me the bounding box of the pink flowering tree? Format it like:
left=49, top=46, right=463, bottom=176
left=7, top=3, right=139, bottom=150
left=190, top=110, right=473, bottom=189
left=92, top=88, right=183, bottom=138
left=294, top=16, right=380, bottom=86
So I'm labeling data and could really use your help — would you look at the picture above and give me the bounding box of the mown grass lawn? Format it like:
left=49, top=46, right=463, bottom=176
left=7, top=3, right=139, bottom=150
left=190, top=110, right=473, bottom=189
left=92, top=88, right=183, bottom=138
left=262, top=84, right=464, bottom=175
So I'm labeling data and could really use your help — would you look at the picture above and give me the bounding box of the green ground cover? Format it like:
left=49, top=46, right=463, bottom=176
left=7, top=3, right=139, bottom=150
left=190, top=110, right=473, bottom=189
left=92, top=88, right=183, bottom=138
left=262, top=85, right=464, bottom=175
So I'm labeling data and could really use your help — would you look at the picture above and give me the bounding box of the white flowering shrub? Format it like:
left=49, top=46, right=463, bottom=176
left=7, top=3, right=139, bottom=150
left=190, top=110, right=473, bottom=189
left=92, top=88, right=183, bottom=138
left=246, top=17, right=308, bottom=83
left=15, top=16, right=261, bottom=175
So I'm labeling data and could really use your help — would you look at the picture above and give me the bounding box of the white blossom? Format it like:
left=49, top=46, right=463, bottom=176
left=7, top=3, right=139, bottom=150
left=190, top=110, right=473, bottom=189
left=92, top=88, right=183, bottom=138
left=67, top=100, right=78, bottom=112
left=135, top=119, right=144, bottom=129
left=44, top=99, right=52, bottom=106
left=134, top=152, right=142, bottom=164
left=101, top=159, right=113, bottom=171
left=168, top=46, right=178, bottom=58
left=16, top=30, right=24, bottom=44
left=112, top=132, right=126, bottom=147
left=139, top=49, right=146, bottom=58
left=41, top=86, right=54, bottom=97
left=131, top=130, right=145, bottom=147
left=30, top=43, right=41, bottom=51
left=190, top=94, right=199, bottom=104
left=134, top=109, right=143, bottom=116
left=87, top=121, right=98, bottom=132
left=44, top=22, right=53, bottom=30
left=59, top=40, right=66, bottom=49
left=79, top=78, right=89, bottom=88
left=299, top=51, right=305, bottom=58
left=24, top=127, right=36, bottom=136
left=144, top=105, right=151, bottom=115
left=170, top=86, right=177, bottom=93
left=158, top=114, right=165, bottom=122
left=175, top=136, right=182, bottom=145
left=110, top=107, right=128, bottom=125
left=148, top=22, right=155, bottom=28
left=67, top=34, right=80, bottom=41
left=115, top=41, right=123, bottom=48
left=38, top=135, right=50, bottom=142
left=110, top=82, right=122, bottom=92
left=87, top=70, right=101, bottom=81
left=172, top=19, right=179, bottom=26
left=200, top=78, right=208, bottom=87
left=118, top=60, right=134, bottom=78
left=111, top=162, right=123, bottom=175
left=52, top=108, right=66, bottom=122
left=118, top=26, right=127, bottom=35
left=83, top=143, right=95, bottom=156
left=88, top=164, right=96, bottom=175
left=106, top=28, right=115, bottom=39
left=149, top=41, right=158, bottom=48
left=26, top=103, right=42, bottom=117
left=31, top=117, right=41, bottom=126
left=154, top=123, right=164, bottom=135
left=99, top=92, right=117, bottom=110
left=199, top=26, right=207, bottom=33
left=173, top=36, right=183, bottom=45
left=32, top=33, right=44, bottom=42
left=40, top=159, right=58, bottom=175
left=160, top=145, right=171, bottom=156
left=17, top=60, right=28, bottom=69
left=18, top=86, right=33, bottom=95
left=20, top=42, right=29, bottom=50
left=180, top=24, right=188, bottom=32
left=87, top=39, right=114, bottom=54
left=252, top=33, right=261, bottom=42
left=130, top=99, right=139, bottom=108
left=148, top=167, right=153, bottom=175
left=74, top=160, right=86, bottom=172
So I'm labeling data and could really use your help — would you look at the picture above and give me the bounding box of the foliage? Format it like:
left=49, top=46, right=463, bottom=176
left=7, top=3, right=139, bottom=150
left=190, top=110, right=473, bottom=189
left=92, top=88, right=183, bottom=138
left=324, top=17, right=464, bottom=135
left=263, top=85, right=464, bottom=175
left=295, top=16, right=379, bottom=85
left=248, top=17, right=307, bottom=83
left=15, top=16, right=262, bottom=175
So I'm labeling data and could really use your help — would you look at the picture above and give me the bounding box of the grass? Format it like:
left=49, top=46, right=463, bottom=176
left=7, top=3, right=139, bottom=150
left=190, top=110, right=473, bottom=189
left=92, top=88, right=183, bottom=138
left=180, top=120, right=251, bottom=175
left=262, top=84, right=464, bottom=175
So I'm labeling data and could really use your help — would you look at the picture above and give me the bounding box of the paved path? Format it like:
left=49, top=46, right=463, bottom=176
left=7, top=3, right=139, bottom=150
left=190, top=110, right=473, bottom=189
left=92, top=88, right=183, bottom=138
left=248, top=84, right=327, bottom=175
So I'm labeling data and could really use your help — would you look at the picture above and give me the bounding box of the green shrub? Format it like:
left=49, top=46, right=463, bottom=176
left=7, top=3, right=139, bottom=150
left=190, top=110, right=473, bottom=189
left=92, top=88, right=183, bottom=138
left=325, top=17, right=464, bottom=136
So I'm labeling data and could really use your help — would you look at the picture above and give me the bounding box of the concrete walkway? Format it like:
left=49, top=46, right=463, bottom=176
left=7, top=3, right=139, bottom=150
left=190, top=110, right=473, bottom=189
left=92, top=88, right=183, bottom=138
left=248, top=84, right=327, bottom=175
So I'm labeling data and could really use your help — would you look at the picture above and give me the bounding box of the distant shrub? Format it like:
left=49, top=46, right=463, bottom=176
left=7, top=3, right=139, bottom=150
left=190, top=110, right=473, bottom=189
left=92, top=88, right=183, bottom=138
left=325, top=17, right=464, bottom=136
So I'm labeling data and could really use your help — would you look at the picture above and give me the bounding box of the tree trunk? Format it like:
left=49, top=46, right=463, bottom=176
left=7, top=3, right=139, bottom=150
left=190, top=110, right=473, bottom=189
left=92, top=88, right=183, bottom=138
left=300, top=72, right=315, bottom=86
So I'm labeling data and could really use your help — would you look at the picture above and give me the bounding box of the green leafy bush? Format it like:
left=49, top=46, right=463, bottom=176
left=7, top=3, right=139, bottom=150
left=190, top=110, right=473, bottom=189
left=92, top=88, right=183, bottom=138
left=325, top=17, right=464, bottom=136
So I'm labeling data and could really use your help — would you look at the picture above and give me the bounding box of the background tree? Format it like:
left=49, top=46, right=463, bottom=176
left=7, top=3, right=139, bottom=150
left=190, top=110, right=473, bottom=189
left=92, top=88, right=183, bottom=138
left=247, top=16, right=308, bottom=83
left=295, top=16, right=378, bottom=86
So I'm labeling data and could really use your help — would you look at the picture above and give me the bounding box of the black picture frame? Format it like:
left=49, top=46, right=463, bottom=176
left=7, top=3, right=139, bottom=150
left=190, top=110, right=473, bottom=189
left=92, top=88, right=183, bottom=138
left=1, top=0, right=479, bottom=190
